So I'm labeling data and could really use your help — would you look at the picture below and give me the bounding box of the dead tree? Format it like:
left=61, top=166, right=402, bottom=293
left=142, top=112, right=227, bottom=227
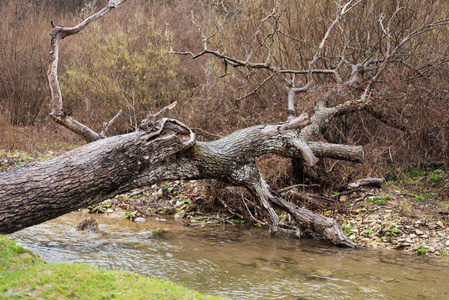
left=1, top=1, right=446, bottom=247
left=0, top=0, right=363, bottom=247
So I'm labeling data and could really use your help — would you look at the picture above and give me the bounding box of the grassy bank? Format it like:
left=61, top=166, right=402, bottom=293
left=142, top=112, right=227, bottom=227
left=0, top=235, right=222, bottom=299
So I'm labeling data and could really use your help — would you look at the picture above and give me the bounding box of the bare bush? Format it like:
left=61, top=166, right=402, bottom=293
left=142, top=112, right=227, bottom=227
left=0, top=2, right=49, bottom=125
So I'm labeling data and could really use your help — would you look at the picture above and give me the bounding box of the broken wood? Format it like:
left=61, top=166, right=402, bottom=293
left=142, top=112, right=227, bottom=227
left=338, top=178, right=384, bottom=192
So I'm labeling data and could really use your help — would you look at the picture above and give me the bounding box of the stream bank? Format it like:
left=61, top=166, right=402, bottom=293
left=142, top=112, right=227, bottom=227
left=89, top=173, right=449, bottom=257
left=0, top=235, right=222, bottom=299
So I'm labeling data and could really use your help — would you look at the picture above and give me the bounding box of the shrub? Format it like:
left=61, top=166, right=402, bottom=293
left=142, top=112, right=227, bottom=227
left=60, top=11, right=189, bottom=132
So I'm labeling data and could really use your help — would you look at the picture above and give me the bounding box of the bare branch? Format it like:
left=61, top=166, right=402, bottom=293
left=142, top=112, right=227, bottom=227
left=100, top=109, right=123, bottom=137
left=262, top=113, right=310, bottom=134
left=47, top=0, right=128, bottom=142
left=260, top=0, right=280, bottom=22
left=169, top=6, right=350, bottom=121
left=362, top=8, right=449, bottom=100
left=55, top=0, right=128, bottom=39
left=146, top=101, right=178, bottom=121
left=287, top=0, right=360, bottom=119
left=229, top=73, right=275, bottom=112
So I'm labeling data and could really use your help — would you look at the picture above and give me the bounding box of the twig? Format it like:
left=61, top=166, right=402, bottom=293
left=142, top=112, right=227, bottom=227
left=331, top=188, right=364, bottom=199
left=277, top=183, right=320, bottom=194
left=100, top=109, right=122, bottom=137
left=146, top=101, right=177, bottom=121
left=310, top=194, right=335, bottom=203
left=351, top=196, right=368, bottom=204
left=234, top=74, right=275, bottom=105
left=242, top=197, right=264, bottom=224
left=192, top=128, right=224, bottom=140
left=129, top=187, right=149, bottom=198
left=217, top=197, right=244, bottom=219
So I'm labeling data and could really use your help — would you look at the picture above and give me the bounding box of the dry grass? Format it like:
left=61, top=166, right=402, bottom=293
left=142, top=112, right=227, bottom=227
left=0, top=122, right=82, bottom=155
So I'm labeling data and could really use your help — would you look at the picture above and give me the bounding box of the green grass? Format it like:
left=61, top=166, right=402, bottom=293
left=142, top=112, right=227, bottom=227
left=386, top=166, right=448, bottom=202
left=0, top=235, right=223, bottom=299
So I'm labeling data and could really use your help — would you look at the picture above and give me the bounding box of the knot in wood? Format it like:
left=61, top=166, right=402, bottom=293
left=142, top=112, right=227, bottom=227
left=138, top=119, right=156, bottom=132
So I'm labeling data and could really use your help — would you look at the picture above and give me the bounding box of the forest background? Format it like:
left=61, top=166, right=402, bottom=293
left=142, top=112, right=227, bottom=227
left=0, top=0, right=448, bottom=193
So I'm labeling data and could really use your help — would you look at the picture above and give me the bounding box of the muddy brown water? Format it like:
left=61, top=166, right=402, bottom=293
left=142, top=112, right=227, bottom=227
left=9, top=212, right=449, bottom=299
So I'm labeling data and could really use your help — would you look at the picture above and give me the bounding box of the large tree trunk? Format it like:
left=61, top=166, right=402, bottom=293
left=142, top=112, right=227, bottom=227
left=0, top=116, right=361, bottom=247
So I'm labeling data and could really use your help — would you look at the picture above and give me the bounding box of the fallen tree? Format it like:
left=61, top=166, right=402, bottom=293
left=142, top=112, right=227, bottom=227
left=3, top=0, right=446, bottom=248
left=0, top=112, right=362, bottom=247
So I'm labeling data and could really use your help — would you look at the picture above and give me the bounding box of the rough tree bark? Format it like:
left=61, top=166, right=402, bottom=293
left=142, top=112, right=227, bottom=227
left=0, top=0, right=365, bottom=248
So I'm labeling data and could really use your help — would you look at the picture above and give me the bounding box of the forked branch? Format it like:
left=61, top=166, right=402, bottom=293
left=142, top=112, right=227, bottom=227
left=47, top=0, right=128, bottom=142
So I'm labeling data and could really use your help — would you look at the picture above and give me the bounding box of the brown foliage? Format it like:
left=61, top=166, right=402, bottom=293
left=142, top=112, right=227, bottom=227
left=0, top=0, right=448, bottom=182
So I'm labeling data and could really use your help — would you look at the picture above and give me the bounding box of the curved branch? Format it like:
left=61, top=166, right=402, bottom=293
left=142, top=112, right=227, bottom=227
left=47, top=0, right=128, bottom=142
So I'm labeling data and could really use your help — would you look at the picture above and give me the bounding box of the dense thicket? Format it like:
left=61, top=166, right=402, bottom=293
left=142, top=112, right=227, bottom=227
left=0, top=0, right=448, bottom=185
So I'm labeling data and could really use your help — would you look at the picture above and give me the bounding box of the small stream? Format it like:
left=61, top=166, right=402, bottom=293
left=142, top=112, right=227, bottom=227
left=9, top=212, right=449, bottom=299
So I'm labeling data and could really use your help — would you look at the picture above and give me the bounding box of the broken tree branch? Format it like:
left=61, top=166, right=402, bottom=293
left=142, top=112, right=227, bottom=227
left=47, top=0, right=128, bottom=142
left=100, top=109, right=123, bottom=137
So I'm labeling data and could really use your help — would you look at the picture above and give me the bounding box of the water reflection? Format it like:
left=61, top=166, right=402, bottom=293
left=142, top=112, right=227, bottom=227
left=9, top=212, right=449, bottom=299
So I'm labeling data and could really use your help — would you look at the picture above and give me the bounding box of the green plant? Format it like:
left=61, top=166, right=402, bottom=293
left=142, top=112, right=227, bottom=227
left=386, top=227, right=399, bottom=235
left=344, top=165, right=353, bottom=173
left=375, top=238, right=382, bottom=242
left=342, top=223, right=352, bottom=236
left=417, top=245, right=427, bottom=255
left=0, top=235, right=220, bottom=299
left=404, top=166, right=424, bottom=179
left=125, top=211, right=137, bottom=219
left=399, top=202, right=410, bottom=215
left=414, top=195, right=426, bottom=202
left=428, top=169, right=443, bottom=187
left=230, top=219, right=245, bottom=224
left=279, top=214, right=286, bottom=219
left=373, top=197, right=386, bottom=204
left=364, top=229, right=373, bottom=235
